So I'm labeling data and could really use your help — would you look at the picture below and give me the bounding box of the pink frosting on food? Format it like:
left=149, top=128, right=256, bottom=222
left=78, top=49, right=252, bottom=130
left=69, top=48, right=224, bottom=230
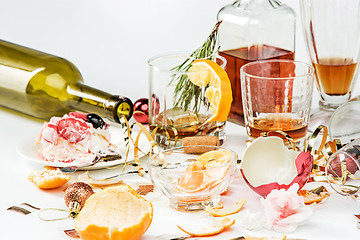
left=37, top=113, right=119, bottom=164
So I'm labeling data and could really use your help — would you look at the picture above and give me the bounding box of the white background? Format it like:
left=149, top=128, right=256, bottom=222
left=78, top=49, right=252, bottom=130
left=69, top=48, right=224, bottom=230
left=0, top=0, right=307, bottom=103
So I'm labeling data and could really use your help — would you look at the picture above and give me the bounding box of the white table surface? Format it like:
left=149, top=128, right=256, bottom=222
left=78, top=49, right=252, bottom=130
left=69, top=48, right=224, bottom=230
left=0, top=110, right=359, bottom=240
left=0, top=0, right=360, bottom=239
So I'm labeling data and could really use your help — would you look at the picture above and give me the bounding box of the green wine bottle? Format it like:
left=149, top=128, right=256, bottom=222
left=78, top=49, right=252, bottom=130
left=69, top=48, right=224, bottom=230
left=0, top=39, right=133, bottom=122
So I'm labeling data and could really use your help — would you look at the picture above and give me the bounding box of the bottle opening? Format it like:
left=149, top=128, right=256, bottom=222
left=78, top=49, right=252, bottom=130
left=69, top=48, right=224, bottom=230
left=115, top=99, right=133, bottom=122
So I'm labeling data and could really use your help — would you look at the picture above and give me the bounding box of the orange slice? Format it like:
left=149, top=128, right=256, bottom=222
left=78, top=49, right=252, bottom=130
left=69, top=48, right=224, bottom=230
left=298, top=189, right=329, bottom=205
left=188, top=59, right=232, bottom=122
left=205, top=198, right=246, bottom=217
left=196, top=149, right=232, bottom=167
left=28, top=166, right=71, bottom=189
left=178, top=217, right=235, bottom=237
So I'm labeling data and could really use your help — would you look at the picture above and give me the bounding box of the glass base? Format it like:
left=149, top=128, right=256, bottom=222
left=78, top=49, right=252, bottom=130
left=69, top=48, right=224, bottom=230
left=151, top=122, right=226, bottom=149
left=319, top=95, right=349, bottom=111
left=170, top=195, right=220, bottom=211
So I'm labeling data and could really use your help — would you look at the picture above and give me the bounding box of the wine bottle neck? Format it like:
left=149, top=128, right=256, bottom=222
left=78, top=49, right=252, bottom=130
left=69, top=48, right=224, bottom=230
left=67, top=83, right=133, bottom=123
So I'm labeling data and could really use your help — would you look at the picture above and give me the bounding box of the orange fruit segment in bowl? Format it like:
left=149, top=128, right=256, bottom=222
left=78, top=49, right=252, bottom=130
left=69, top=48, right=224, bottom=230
left=28, top=166, right=71, bottom=189
left=188, top=59, right=232, bottom=122
left=177, top=162, right=205, bottom=193
left=176, top=150, right=232, bottom=193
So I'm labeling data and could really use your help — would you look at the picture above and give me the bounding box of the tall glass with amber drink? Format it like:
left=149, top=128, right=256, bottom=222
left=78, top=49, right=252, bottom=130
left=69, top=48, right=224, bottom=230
left=217, top=0, right=296, bottom=125
left=148, top=53, right=232, bottom=147
left=300, top=0, right=360, bottom=125
left=241, top=60, right=314, bottom=143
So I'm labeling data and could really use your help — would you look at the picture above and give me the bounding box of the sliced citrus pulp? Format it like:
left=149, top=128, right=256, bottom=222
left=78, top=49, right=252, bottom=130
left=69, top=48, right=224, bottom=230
left=205, top=198, right=246, bottom=217
left=188, top=59, right=232, bottom=122
left=177, top=217, right=235, bottom=237
left=176, top=150, right=232, bottom=194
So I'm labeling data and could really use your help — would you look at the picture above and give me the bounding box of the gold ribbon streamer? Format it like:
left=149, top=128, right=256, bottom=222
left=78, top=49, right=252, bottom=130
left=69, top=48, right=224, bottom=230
left=117, top=116, right=164, bottom=177
left=261, top=130, right=299, bottom=151
left=304, top=126, right=360, bottom=196
left=304, top=125, right=328, bottom=154
left=151, top=125, right=178, bottom=149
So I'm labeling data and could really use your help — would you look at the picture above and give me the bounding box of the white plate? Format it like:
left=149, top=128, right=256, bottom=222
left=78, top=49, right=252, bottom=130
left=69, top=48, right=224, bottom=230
left=17, top=127, right=152, bottom=170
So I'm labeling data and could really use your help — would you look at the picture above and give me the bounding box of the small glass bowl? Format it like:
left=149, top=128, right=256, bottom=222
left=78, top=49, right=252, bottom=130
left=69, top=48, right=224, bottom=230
left=148, top=145, right=237, bottom=211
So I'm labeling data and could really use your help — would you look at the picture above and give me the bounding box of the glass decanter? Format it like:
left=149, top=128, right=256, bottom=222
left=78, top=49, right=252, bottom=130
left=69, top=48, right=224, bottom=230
left=217, top=0, right=296, bottom=125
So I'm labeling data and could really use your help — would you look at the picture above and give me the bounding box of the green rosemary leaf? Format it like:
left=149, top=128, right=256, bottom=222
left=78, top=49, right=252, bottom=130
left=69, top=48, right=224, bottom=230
left=171, top=21, right=222, bottom=112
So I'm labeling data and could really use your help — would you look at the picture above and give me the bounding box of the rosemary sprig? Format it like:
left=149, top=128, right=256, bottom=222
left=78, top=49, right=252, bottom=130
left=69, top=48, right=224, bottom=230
left=170, top=21, right=222, bottom=113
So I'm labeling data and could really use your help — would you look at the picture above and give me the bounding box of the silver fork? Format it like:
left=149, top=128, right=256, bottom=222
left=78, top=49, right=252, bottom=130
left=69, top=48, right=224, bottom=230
left=60, top=154, right=122, bottom=173
left=102, top=170, right=149, bottom=180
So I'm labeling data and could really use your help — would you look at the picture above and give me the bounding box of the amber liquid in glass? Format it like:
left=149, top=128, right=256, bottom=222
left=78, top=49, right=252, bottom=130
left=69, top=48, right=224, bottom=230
left=313, top=58, right=358, bottom=95
left=149, top=110, right=225, bottom=139
left=219, top=45, right=294, bottom=125
left=247, top=115, right=308, bottom=142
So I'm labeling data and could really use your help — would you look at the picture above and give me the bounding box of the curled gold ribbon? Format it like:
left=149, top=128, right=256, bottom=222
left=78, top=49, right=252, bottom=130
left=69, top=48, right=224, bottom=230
left=304, top=126, right=360, bottom=196
left=117, top=116, right=165, bottom=176
left=304, top=125, right=328, bottom=154
left=151, top=124, right=179, bottom=149
left=261, top=130, right=299, bottom=151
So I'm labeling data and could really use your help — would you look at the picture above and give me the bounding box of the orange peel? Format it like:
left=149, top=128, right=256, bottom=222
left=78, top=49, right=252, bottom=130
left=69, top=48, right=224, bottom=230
left=75, top=185, right=153, bottom=240
left=177, top=217, right=235, bottom=237
left=205, top=198, right=246, bottom=217
left=298, top=189, right=329, bottom=205
left=28, top=166, right=70, bottom=189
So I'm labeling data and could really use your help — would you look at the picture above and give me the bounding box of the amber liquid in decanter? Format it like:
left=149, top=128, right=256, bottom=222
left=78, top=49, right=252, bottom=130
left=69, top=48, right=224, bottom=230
left=219, top=44, right=294, bottom=125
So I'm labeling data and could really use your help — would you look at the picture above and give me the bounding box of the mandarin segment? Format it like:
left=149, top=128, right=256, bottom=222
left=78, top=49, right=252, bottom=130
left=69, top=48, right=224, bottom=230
left=28, top=166, right=71, bottom=189
left=175, top=150, right=233, bottom=193
left=177, top=163, right=205, bottom=192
